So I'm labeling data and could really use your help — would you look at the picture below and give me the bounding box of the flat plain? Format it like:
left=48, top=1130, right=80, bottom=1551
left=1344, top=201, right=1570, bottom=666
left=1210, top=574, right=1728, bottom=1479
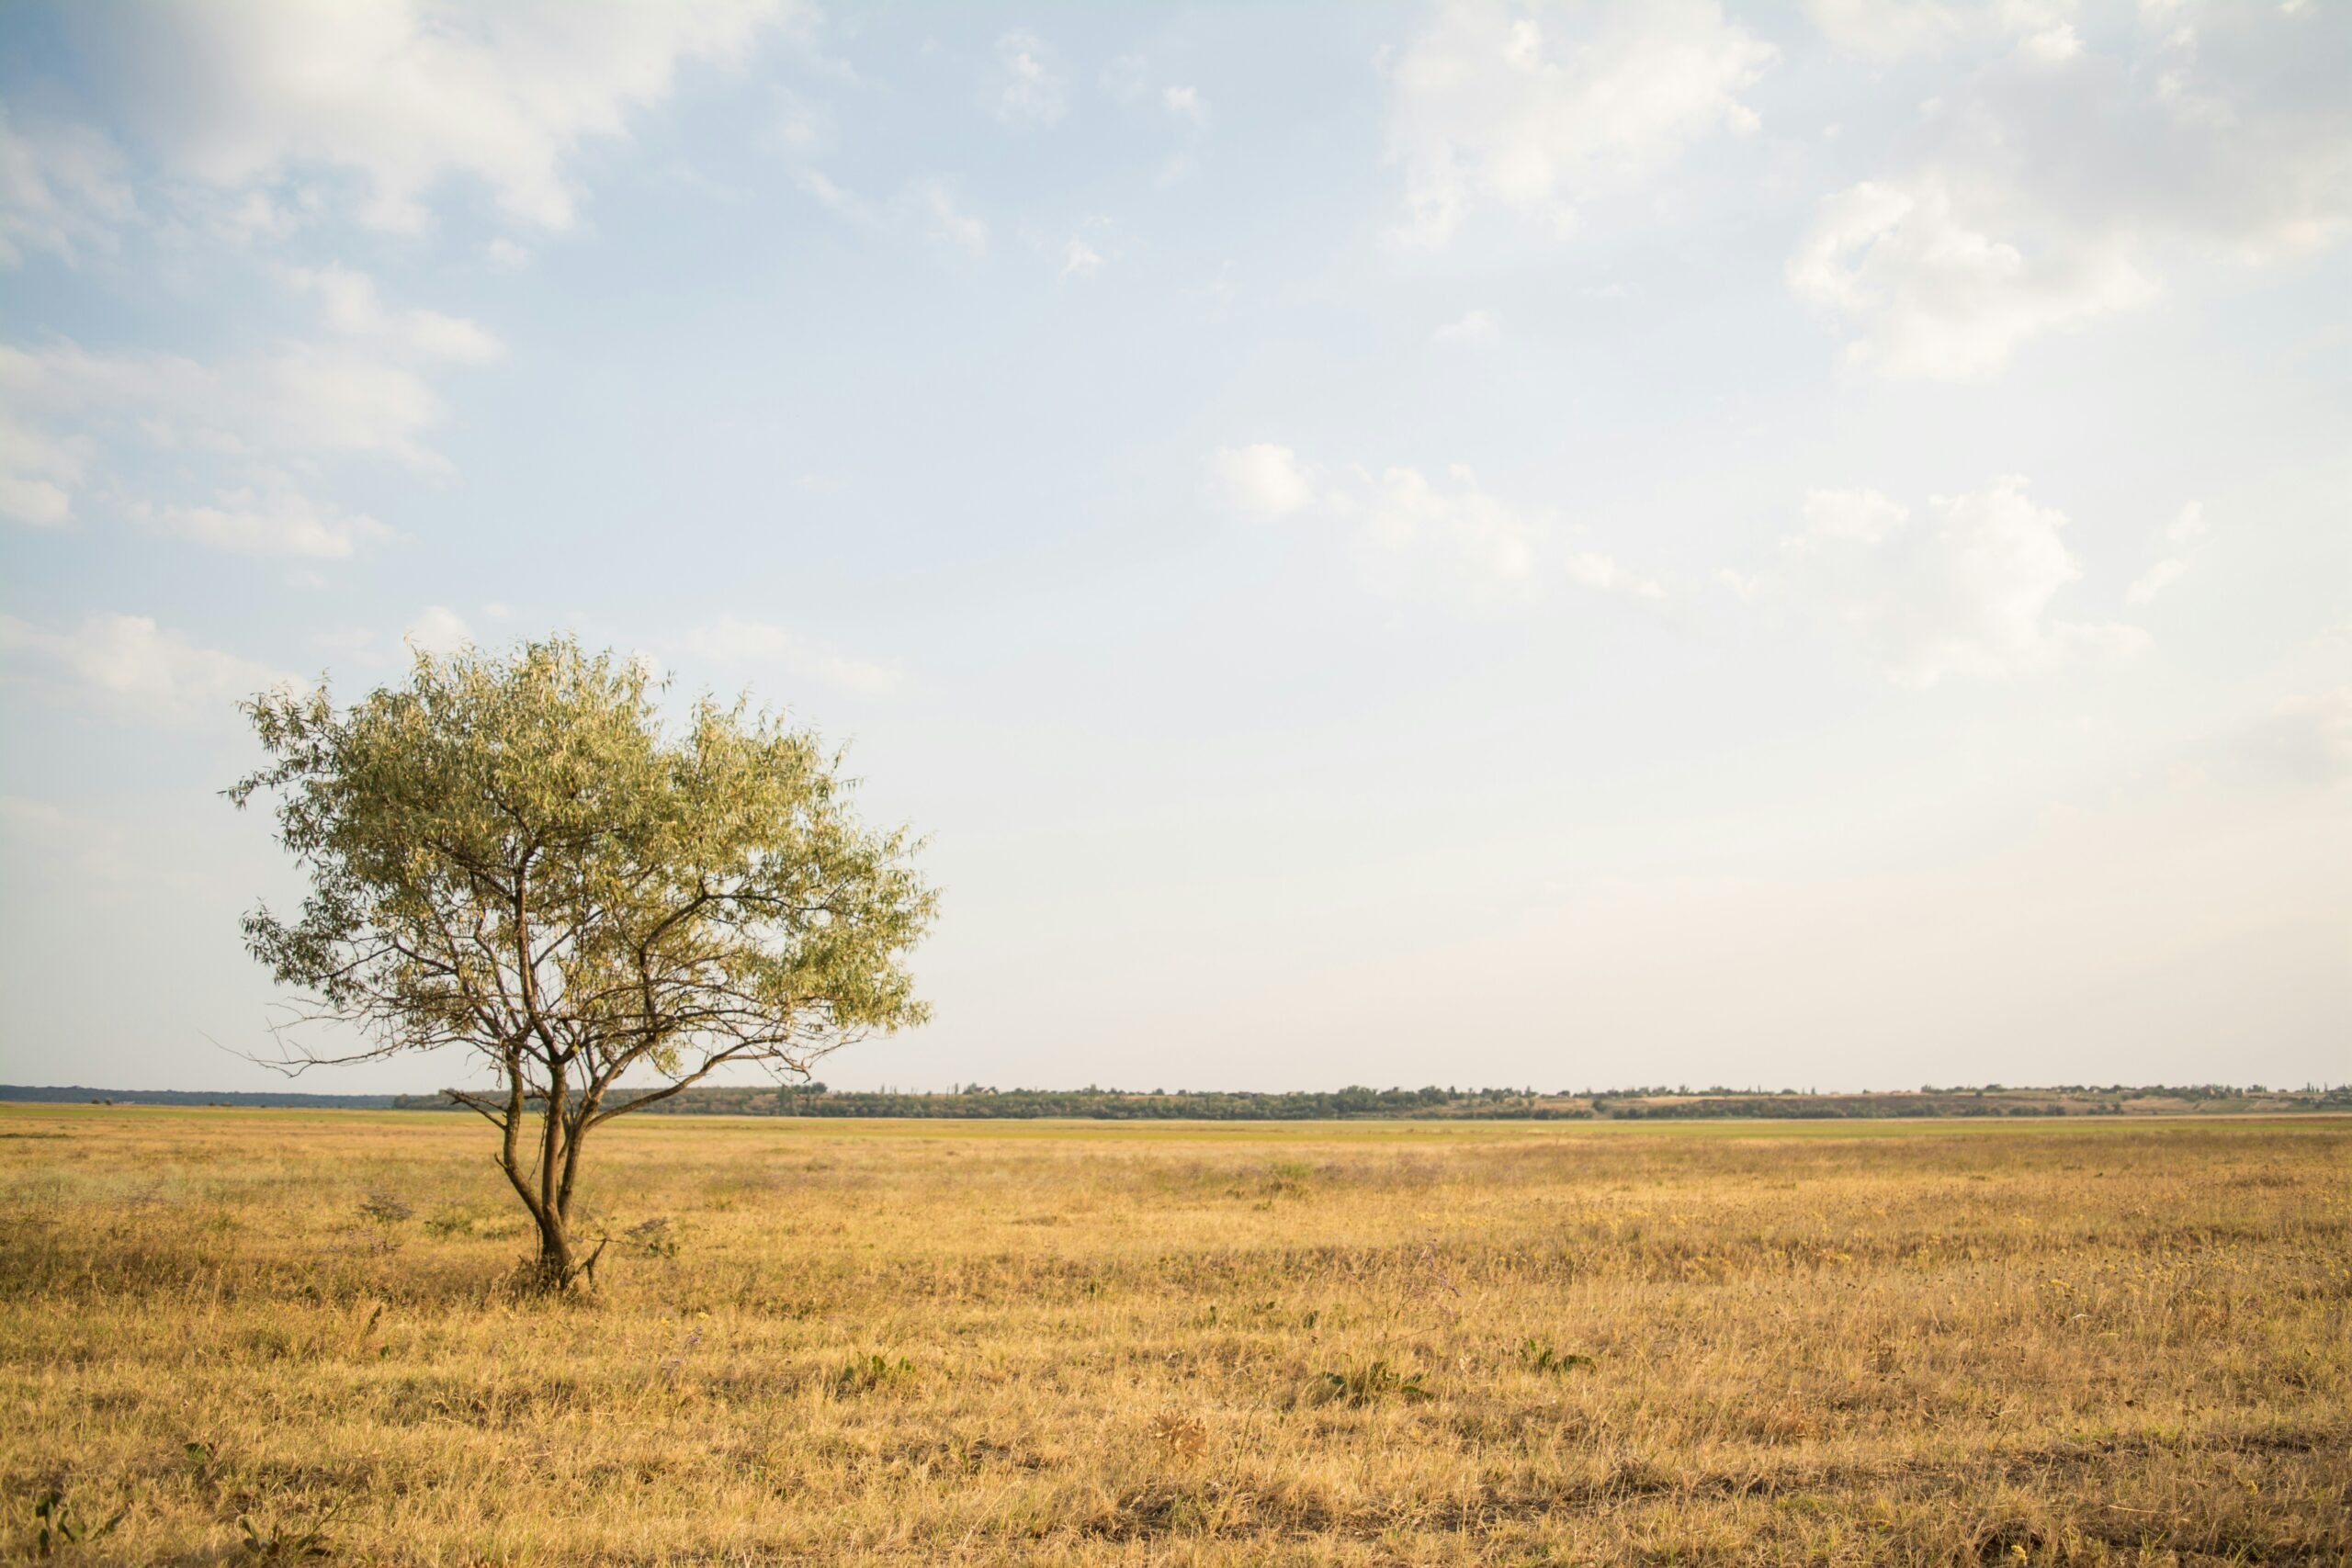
left=1, top=1106, right=2346, bottom=1565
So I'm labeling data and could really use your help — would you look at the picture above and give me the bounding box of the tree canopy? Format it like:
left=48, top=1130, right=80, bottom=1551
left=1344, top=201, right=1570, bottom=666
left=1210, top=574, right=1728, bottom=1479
left=230, top=636, right=935, bottom=1286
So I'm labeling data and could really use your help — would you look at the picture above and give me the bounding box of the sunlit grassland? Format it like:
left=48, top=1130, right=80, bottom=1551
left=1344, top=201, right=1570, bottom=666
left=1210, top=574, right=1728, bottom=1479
left=2, top=1106, right=2346, bottom=1565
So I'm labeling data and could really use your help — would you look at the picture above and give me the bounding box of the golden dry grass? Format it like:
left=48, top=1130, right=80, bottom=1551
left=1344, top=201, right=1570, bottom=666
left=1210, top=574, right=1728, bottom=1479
left=1, top=1106, right=2346, bottom=1565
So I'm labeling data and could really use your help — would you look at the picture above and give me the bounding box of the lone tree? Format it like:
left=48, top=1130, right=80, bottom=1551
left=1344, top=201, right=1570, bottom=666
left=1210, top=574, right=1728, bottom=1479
left=231, top=636, right=936, bottom=1290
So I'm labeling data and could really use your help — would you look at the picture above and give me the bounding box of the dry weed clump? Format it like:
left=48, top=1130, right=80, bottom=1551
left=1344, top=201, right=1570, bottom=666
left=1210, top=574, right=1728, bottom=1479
left=0, top=1105, right=2346, bottom=1563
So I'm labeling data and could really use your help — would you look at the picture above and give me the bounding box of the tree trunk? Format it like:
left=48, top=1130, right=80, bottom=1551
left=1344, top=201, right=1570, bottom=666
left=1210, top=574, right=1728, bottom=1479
left=533, top=1208, right=576, bottom=1290
left=496, top=1091, right=592, bottom=1293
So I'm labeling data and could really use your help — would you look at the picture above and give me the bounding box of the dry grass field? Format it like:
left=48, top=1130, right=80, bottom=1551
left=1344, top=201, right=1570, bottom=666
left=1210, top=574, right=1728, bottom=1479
left=1, top=1106, right=2346, bottom=1566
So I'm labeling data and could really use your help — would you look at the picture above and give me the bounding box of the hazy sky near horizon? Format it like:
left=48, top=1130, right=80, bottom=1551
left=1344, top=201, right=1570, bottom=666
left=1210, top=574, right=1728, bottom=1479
left=2, top=0, right=2346, bottom=1096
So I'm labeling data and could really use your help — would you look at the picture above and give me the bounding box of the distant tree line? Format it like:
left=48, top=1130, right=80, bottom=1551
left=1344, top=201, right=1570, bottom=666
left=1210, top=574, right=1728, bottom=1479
left=361, top=1080, right=2352, bottom=1121
left=18, top=1081, right=2345, bottom=1118
left=765, top=1083, right=1603, bottom=1120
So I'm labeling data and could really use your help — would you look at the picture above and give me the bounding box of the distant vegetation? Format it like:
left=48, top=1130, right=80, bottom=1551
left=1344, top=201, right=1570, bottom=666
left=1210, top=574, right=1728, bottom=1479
left=9, top=1081, right=2345, bottom=1119
left=431, top=1080, right=2348, bottom=1120
left=0, top=1086, right=408, bottom=1108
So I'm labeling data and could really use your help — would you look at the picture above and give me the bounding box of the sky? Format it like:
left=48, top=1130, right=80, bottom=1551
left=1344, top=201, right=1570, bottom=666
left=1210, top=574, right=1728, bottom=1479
left=1, top=0, right=2346, bottom=1097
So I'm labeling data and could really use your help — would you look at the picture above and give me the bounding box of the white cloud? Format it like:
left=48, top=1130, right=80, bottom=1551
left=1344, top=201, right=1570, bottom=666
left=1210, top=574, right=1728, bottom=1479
left=402, top=605, right=472, bottom=656
left=3, top=262, right=501, bottom=538
left=2120, top=499, right=2210, bottom=606
left=686, top=615, right=899, bottom=694
left=1105, top=59, right=1206, bottom=135
left=1806, top=0, right=2086, bottom=64
left=484, top=237, right=531, bottom=270
left=2227, top=689, right=2352, bottom=788
left=0, top=107, right=138, bottom=266
left=918, top=181, right=988, bottom=257
left=2015, top=21, right=2084, bottom=66
left=213, top=188, right=309, bottom=245
left=1788, top=175, right=2155, bottom=378
left=5, top=337, right=453, bottom=474
left=0, top=335, right=444, bottom=554
left=989, top=30, right=1068, bottom=127
left=0, top=473, right=74, bottom=528
left=1212, top=444, right=1659, bottom=604
left=1212, top=444, right=1317, bottom=517
left=1804, top=0, right=1967, bottom=61
left=2125, top=558, right=2188, bottom=606
left=791, top=169, right=1014, bottom=263
left=1776, top=475, right=2146, bottom=686
left=78, top=0, right=799, bottom=232
left=129, top=480, right=394, bottom=559
left=1566, top=549, right=1665, bottom=601
left=1715, top=567, right=1764, bottom=601
left=1050, top=215, right=1118, bottom=280
left=1434, top=309, right=1501, bottom=344
left=1353, top=464, right=1544, bottom=587
left=0, top=611, right=288, bottom=723
left=793, top=167, right=866, bottom=218
left=284, top=265, right=504, bottom=363
left=0, top=411, right=91, bottom=528
left=293, top=263, right=397, bottom=333
left=1795, top=487, right=1908, bottom=547
left=401, top=310, right=501, bottom=363
left=1790, top=8, right=2352, bottom=377
left=769, top=88, right=831, bottom=157
left=1385, top=0, right=1774, bottom=245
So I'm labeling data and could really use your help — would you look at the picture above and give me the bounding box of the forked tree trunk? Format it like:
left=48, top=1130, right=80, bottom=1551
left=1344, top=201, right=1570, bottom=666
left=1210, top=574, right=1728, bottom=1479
left=495, top=1079, right=598, bottom=1292
left=533, top=1209, right=576, bottom=1289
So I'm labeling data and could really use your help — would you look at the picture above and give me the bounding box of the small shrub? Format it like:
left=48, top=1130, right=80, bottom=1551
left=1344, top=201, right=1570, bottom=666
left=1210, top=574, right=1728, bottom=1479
left=238, top=1504, right=337, bottom=1562
left=1261, top=1160, right=1314, bottom=1197
left=1148, top=1411, right=1208, bottom=1457
left=356, top=1192, right=413, bottom=1226
left=1317, top=1359, right=1430, bottom=1406
left=626, top=1217, right=679, bottom=1258
left=30, top=1489, right=123, bottom=1559
left=1521, top=1338, right=1596, bottom=1375
left=833, top=1353, right=914, bottom=1395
